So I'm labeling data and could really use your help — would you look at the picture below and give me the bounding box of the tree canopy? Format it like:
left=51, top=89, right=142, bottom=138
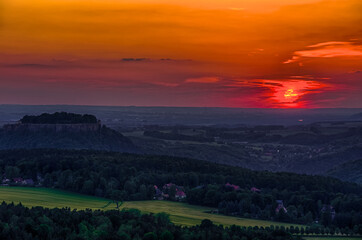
left=20, top=112, right=98, bottom=124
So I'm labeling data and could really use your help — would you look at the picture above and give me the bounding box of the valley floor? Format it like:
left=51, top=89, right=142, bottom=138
left=0, top=186, right=300, bottom=228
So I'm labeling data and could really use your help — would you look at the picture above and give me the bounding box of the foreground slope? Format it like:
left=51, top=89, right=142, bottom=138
left=0, top=187, right=300, bottom=228
left=0, top=149, right=361, bottom=231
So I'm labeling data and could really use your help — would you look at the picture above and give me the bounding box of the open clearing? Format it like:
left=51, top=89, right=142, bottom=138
left=0, top=186, right=302, bottom=228
left=0, top=186, right=111, bottom=210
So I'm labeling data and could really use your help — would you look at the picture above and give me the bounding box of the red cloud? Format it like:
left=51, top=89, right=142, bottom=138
left=229, top=77, right=332, bottom=108
left=284, top=41, right=362, bottom=64
left=185, top=77, right=220, bottom=83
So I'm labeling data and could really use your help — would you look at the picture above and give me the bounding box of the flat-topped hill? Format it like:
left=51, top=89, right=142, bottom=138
left=20, top=112, right=98, bottom=124
left=0, top=112, right=137, bottom=152
left=4, top=112, right=101, bottom=133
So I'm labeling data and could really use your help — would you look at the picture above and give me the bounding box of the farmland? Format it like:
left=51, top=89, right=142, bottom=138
left=0, top=186, right=301, bottom=228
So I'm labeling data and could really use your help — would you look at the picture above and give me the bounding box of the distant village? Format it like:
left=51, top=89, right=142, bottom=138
left=152, top=182, right=293, bottom=215
left=1, top=176, right=39, bottom=187
left=1, top=175, right=335, bottom=221
left=153, top=183, right=187, bottom=201
left=0, top=175, right=289, bottom=214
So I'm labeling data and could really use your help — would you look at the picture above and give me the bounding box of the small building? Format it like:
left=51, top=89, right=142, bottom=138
left=321, top=205, right=336, bottom=220
left=13, top=178, right=23, bottom=184
left=154, top=185, right=164, bottom=200
left=2, top=178, right=10, bottom=184
left=175, top=190, right=186, bottom=200
left=22, top=179, right=34, bottom=185
left=225, top=183, right=240, bottom=191
left=276, top=200, right=287, bottom=213
left=156, top=183, right=187, bottom=201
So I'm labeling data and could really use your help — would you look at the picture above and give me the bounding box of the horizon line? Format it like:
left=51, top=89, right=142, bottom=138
left=1, top=104, right=362, bottom=110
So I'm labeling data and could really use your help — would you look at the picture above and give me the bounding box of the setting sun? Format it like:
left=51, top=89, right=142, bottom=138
left=284, top=89, right=298, bottom=99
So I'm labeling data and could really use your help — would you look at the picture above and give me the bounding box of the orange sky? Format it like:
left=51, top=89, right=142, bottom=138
left=0, top=0, right=361, bottom=107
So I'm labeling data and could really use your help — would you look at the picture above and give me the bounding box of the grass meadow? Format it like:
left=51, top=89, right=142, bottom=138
left=0, top=186, right=305, bottom=228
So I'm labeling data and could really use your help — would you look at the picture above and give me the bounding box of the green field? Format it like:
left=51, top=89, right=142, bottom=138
left=0, top=186, right=301, bottom=228
left=0, top=186, right=111, bottom=210
left=122, top=200, right=302, bottom=227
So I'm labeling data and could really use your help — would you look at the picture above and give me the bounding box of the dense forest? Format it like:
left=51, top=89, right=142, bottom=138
left=0, top=122, right=137, bottom=153
left=20, top=112, right=98, bottom=124
left=327, top=159, right=362, bottom=184
left=0, top=149, right=361, bottom=232
left=142, top=124, right=362, bottom=146
left=0, top=202, right=302, bottom=240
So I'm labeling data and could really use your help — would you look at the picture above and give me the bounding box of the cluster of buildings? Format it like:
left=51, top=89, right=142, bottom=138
left=225, top=183, right=241, bottom=191
left=225, top=183, right=289, bottom=214
left=1, top=177, right=35, bottom=186
left=154, top=183, right=187, bottom=201
left=225, top=183, right=262, bottom=194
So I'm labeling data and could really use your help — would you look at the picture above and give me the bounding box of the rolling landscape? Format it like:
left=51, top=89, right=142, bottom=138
left=0, top=0, right=362, bottom=239
left=0, top=120, right=361, bottom=239
left=0, top=187, right=302, bottom=228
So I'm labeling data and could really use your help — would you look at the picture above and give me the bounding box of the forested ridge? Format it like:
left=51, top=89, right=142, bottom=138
left=0, top=149, right=361, bottom=233
left=0, top=125, right=137, bottom=153
left=327, top=159, right=362, bottom=184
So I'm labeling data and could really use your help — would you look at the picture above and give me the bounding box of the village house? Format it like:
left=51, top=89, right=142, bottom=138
left=321, top=205, right=336, bottom=220
left=2, top=178, right=10, bottom=184
left=22, top=179, right=35, bottom=185
left=154, top=185, right=165, bottom=200
left=275, top=200, right=287, bottom=213
left=154, top=183, right=187, bottom=201
left=225, top=183, right=241, bottom=191
left=175, top=190, right=186, bottom=200
left=251, top=187, right=261, bottom=193
left=1, top=178, right=10, bottom=186
left=13, top=178, right=23, bottom=184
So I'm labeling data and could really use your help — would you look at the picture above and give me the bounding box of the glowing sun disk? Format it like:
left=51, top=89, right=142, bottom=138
left=284, top=89, right=298, bottom=98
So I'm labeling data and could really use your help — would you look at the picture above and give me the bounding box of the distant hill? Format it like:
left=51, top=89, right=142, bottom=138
left=20, top=112, right=98, bottom=124
left=1, top=105, right=362, bottom=128
left=288, top=146, right=362, bottom=175
left=351, top=112, right=362, bottom=120
left=327, top=159, right=362, bottom=184
left=0, top=112, right=137, bottom=153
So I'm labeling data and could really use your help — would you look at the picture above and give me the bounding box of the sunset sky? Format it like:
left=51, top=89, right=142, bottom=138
left=0, top=0, right=361, bottom=108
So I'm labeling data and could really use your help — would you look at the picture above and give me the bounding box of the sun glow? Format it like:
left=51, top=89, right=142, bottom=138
left=268, top=79, right=328, bottom=108
left=284, top=89, right=298, bottom=99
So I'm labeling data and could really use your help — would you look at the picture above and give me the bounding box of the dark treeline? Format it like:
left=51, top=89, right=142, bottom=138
left=143, top=130, right=213, bottom=143
left=0, top=202, right=300, bottom=240
left=20, top=112, right=98, bottom=124
left=0, top=126, right=137, bottom=153
left=0, top=149, right=361, bottom=231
